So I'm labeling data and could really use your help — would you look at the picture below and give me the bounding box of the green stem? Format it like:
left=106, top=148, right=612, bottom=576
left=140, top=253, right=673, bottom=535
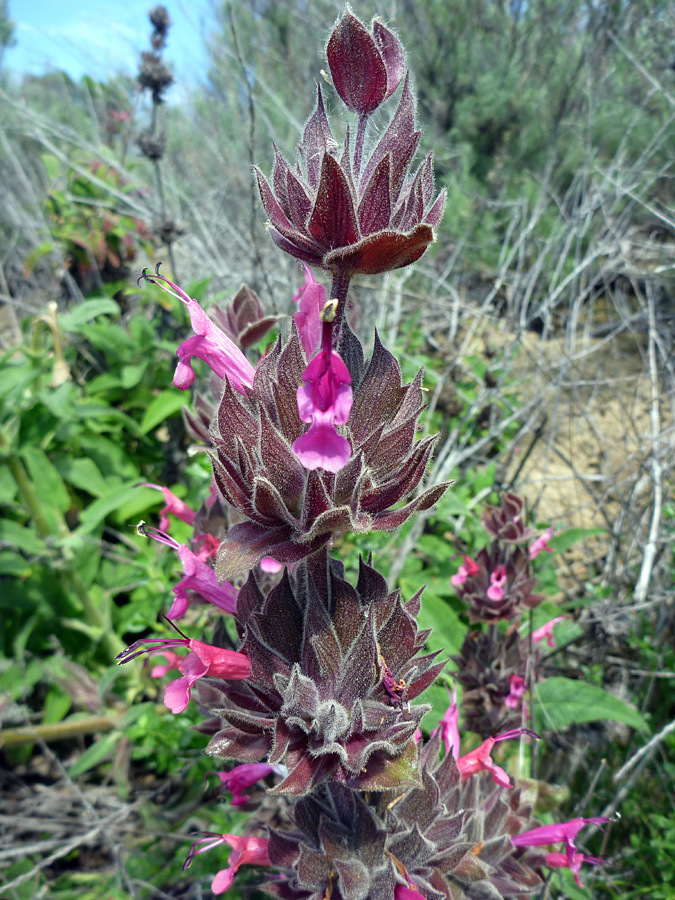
left=0, top=715, right=118, bottom=748
left=6, top=453, right=52, bottom=539
left=6, top=453, right=125, bottom=661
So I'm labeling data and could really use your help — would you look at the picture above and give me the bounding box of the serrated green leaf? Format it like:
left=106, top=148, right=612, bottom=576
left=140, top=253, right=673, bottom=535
left=139, top=389, right=186, bottom=434
left=535, top=676, right=647, bottom=732
left=58, top=298, right=121, bottom=332
left=69, top=730, right=121, bottom=777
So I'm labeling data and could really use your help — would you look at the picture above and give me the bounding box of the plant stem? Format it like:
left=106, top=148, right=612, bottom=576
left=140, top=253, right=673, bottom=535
left=0, top=715, right=118, bottom=748
left=353, top=113, right=369, bottom=180
left=331, top=271, right=352, bottom=340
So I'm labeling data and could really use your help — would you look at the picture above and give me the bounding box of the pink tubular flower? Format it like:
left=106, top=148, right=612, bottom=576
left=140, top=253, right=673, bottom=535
left=529, top=527, right=555, bottom=559
left=139, top=524, right=237, bottom=619
left=293, top=265, right=324, bottom=359
left=438, top=684, right=461, bottom=759
left=140, top=264, right=256, bottom=393
left=504, top=674, right=526, bottom=709
left=183, top=833, right=270, bottom=896
left=486, top=564, right=508, bottom=601
left=457, top=728, right=538, bottom=789
left=545, top=851, right=605, bottom=889
left=143, top=482, right=196, bottom=532
left=532, top=616, right=566, bottom=649
left=118, top=634, right=251, bottom=715
left=291, top=300, right=353, bottom=473
left=451, top=555, right=479, bottom=587
left=511, top=817, right=611, bottom=859
left=207, top=763, right=279, bottom=806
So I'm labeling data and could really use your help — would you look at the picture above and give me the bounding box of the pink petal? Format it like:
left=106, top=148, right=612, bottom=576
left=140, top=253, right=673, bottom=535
left=211, top=867, right=235, bottom=895
left=292, top=420, right=352, bottom=473
left=532, top=616, right=566, bottom=649
left=143, top=483, right=196, bottom=532
left=163, top=652, right=208, bottom=714
left=174, top=297, right=256, bottom=394
left=293, top=265, right=324, bottom=359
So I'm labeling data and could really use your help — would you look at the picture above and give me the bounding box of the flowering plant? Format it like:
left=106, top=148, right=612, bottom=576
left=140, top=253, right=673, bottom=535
left=120, top=8, right=611, bottom=897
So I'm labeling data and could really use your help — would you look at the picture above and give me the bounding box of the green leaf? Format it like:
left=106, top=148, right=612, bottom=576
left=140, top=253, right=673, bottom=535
left=43, top=686, right=73, bottom=724
left=55, top=456, right=109, bottom=497
left=121, top=361, right=148, bottom=389
left=21, top=446, right=70, bottom=514
left=0, top=549, right=33, bottom=576
left=58, top=298, right=121, bottom=332
left=69, top=730, right=121, bottom=777
left=418, top=682, right=454, bottom=731
left=139, top=389, right=186, bottom=434
left=548, top=527, right=605, bottom=554
left=0, top=466, right=18, bottom=503
left=74, top=482, right=145, bottom=536
left=415, top=591, right=466, bottom=659
left=534, top=677, right=647, bottom=732
left=0, top=519, right=47, bottom=555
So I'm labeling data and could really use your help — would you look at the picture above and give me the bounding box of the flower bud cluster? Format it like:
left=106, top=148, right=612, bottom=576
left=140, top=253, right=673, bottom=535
left=451, top=493, right=564, bottom=738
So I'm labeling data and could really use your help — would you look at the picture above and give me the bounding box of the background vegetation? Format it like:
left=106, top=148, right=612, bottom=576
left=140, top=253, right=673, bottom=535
left=0, top=1, right=673, bottom=898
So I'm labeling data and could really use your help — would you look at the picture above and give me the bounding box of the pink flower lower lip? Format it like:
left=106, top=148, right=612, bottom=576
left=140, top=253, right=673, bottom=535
left=291, top=299, right=353, bottom=473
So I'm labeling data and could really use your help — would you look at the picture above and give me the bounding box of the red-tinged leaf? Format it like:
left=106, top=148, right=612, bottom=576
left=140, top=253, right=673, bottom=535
left=286, top=169, right=312, bottom=228
left=424, top=188, right=447, bottom=228
left=232, top=283, right=263, bottom=322
left=373, top=20, right=405, bottom=97
left=216, top=522, right=292, bottom=580
left=325, top=223, right=434, bottom=276
left=238, top=316, right=278, bottom=349
left=419, top=153, right=435, bottom=205
left=362, top=73, right=416, bottom=188
left=358, top=153, right=392, bottom=235
left=255, top=167, right=295, bottom=233
left=301, top=84, right=335, bottom=189
left=268, top=226, right=322, bottom=266
left=206, top=726, right=272, bottom=763
left=360, top=436, right=437, bottom=514
left=272, top=145, right=293, bottom=219
left=373, top=482, right=450, bottom=531
left=308, top=153, right=360, bottom=250
left=271, top=753, right=337, bottom=795
left=346, top=738, right=421, bottom=792
left=400, top=174, right=425, bottom=232
left=327, top=11, right=388, bottom=114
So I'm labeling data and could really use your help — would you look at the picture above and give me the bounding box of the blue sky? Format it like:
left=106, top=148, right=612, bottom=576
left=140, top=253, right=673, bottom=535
left=6, top=0, right=213, bottom=87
